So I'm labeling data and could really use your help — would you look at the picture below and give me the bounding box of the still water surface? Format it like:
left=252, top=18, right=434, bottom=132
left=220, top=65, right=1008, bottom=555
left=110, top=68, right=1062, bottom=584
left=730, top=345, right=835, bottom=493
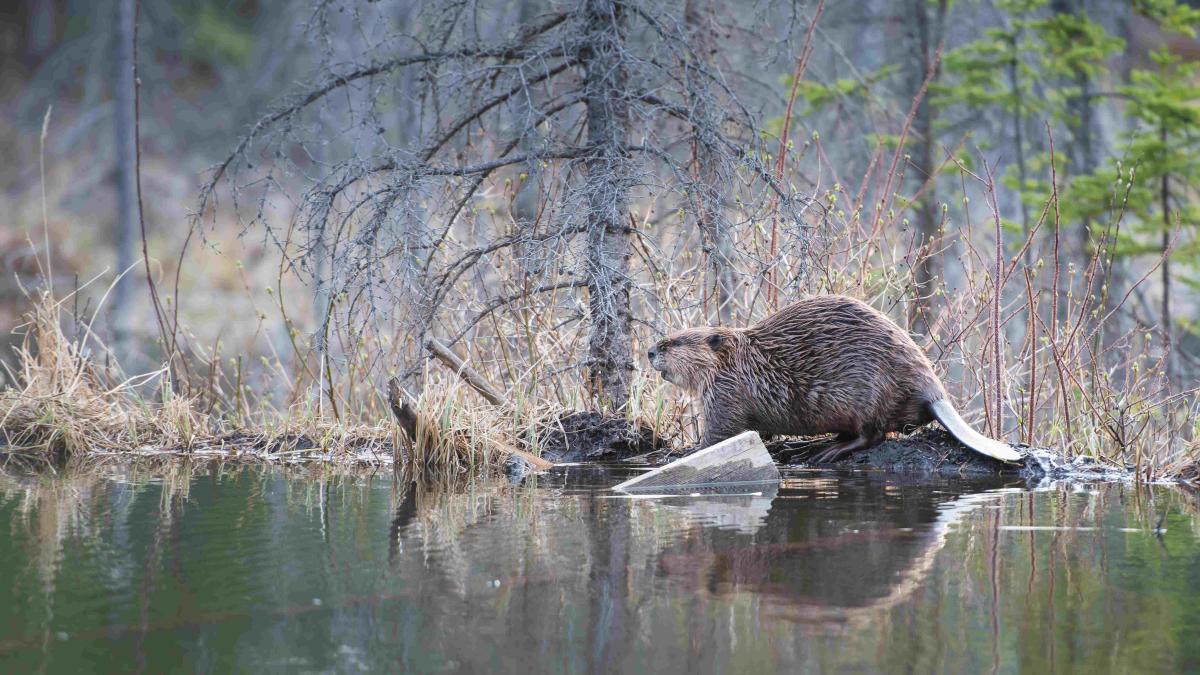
left=1, top=463, right=1198, bottom=673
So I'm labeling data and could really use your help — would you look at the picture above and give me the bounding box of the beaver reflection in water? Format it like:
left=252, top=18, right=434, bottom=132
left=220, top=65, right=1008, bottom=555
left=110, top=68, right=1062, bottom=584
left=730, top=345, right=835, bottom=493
left=646, top=295, right=1021, bottom=463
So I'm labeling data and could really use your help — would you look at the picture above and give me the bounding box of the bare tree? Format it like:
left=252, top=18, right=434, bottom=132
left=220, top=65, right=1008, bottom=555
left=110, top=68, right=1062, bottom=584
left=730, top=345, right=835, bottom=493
left=906, top=0, right=946, bottom=334
left=199, top=0, right=810, bottom=412
left=580, top=0, right=635, bottom=408
left=685, top=0, right=736, bottom=325
left=110, top=0, right=137, bottom=361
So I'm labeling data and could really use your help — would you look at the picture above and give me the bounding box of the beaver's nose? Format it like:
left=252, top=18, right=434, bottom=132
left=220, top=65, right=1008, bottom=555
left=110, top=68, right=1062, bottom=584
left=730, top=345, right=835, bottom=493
left=646, top=347, right=657, bottom=360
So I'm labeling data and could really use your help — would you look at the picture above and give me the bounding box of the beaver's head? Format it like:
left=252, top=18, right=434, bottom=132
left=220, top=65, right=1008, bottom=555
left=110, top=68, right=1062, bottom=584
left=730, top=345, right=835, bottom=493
left=646, top=328, right=734, bottom=393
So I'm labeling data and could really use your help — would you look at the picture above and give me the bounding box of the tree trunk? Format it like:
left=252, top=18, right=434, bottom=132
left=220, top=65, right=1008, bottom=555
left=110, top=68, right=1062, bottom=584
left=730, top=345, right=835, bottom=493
left=25, top=0, right=58, bottom=65
left=908, top=0, right=946, bottom=334
left=581, top=0, right=634, bottom=411
left=1099, top=0, right=1135, bottom=377
left=1071, top=55, right=1098, bottom=269
left=685, top=0, right=736, bottom=325
left=1161, top=125, right=1174, bottom=388
left=1056, top=0, right=1130, bottom=363
left=512, top=0, right=547, bottom=280
left=111, top=0, right=138, bottom=364
left=1007, top=31, right=1032, bottom=264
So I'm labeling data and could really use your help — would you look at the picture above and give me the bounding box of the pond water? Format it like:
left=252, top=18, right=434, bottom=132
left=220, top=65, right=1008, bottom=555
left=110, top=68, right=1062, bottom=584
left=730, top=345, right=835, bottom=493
left=1, top=463, right=1198, bottom=673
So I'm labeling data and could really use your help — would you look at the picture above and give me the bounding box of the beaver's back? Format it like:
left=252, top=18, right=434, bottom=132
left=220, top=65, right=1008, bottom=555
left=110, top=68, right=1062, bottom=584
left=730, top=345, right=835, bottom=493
left=730, top=296, right=943, bottom=435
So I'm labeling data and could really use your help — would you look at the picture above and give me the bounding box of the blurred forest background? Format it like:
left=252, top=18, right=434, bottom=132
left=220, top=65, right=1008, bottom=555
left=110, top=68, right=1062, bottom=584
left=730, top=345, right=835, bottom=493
left=1, top=0, right=1197, bottom=469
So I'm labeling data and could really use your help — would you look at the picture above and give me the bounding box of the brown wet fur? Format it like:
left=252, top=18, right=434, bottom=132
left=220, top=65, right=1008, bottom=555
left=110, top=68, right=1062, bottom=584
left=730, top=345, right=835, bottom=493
left=647, top=296, right=949, bottom=457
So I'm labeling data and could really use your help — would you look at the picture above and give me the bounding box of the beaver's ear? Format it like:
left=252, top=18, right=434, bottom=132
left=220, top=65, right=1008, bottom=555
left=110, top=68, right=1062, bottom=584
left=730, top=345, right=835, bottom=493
left=707, top=333, right=725, bottom=351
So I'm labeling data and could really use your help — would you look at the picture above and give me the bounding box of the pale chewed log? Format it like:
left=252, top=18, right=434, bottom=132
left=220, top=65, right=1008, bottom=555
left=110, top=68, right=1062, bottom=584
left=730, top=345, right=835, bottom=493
left=612, top=431, right=779, bottom=491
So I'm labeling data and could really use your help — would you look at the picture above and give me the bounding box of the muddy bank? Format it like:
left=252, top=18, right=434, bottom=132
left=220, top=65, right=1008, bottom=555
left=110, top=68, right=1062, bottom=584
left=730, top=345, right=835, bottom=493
left=529, top=411, right=665, bottom=462
left=142, top=423, right=1139, bottom=485
left=3, top=409, right=1136, bottom=485
left=600, top=425, right=1133, bottom=484
left=766, top=427, right=1130, bottom=482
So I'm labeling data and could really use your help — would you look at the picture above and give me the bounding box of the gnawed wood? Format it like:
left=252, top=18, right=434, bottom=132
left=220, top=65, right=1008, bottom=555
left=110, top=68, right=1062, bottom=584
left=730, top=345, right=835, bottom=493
left=386, top=378, right=421, bottom=441
left=613, top=431, right=779, bottom=491
left=504, top=445, right=555, bottom=471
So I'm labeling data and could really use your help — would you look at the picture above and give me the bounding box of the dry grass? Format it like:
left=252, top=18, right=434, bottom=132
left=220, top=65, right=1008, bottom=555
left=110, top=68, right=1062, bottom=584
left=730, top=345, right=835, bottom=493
left=0, top=291, right=199, bottom=469
left=0, top=290, right=517, bottom=478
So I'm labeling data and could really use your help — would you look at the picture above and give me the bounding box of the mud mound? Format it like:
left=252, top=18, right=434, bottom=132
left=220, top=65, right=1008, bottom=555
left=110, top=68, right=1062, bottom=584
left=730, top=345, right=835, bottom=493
left=531, top=411, right=665, bottom=462
left=767, top=426, right=1128, bottom=481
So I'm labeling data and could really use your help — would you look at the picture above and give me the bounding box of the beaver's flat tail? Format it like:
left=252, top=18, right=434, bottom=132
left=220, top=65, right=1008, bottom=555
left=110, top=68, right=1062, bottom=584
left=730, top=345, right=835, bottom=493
left=927, top=399, right=1022, bottom=463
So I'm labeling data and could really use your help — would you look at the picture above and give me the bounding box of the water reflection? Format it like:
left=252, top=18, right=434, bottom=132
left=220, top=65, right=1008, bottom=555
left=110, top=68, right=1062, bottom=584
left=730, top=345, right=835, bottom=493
left=654, top=477, right=1011, bottom=629
left=0, top=464, right=1198, bottom=673
left=609, top=484, right=778, bottom=534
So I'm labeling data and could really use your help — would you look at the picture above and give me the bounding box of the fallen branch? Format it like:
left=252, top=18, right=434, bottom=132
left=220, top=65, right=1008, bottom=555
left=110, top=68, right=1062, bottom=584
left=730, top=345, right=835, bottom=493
left=424, top=338, right=505, bottom=407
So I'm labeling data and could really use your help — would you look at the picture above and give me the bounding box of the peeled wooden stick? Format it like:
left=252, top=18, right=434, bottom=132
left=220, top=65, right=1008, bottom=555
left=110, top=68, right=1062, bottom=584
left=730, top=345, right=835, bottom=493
left=612, top=431, right=779, bottom=491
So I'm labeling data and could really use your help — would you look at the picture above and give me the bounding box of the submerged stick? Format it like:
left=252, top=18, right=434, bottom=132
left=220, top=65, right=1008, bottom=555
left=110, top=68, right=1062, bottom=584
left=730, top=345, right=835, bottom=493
left=386, top=378, right=420, bottom=441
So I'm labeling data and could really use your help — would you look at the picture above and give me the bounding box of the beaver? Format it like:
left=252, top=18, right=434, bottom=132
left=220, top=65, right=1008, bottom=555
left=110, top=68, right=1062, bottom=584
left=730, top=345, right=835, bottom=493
left=646, top=295, right=1021, bottom=463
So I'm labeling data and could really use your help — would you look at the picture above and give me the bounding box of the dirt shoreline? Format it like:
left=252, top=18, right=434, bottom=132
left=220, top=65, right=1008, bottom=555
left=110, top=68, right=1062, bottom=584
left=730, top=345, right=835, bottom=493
left=1, top=414, right=1139, bottom=484
left=767, top=427, right=1131, bottom=483
left=530, top=417, right=1136, bottom=484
